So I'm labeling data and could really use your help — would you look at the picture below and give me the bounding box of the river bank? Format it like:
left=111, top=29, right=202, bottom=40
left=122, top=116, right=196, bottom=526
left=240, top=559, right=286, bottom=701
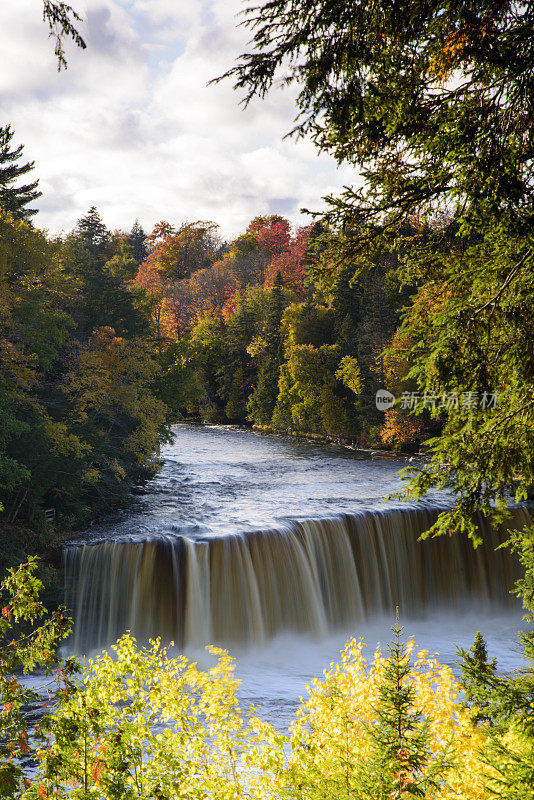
left=251, top=421, right=420, bottom=459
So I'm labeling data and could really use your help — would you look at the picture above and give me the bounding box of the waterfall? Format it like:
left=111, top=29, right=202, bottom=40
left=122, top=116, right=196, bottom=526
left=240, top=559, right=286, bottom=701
left=63, top=505, right=529, bottom=653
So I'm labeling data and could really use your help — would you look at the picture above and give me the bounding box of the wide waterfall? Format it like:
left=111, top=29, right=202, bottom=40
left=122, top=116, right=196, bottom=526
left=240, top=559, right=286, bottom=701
left=64, top=505, right=529, bottom=653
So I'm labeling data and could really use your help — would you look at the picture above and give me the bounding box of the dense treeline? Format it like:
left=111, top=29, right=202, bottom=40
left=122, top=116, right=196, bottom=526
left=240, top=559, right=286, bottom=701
left=0, top=146, right=474, bottom=548
left=134, top=212, right=428, bottom=448
left=0, top=199, right=168, bottom=544
left=0, top=115, right=443, bottom=545
left=0, top=171, right=438, bottom=547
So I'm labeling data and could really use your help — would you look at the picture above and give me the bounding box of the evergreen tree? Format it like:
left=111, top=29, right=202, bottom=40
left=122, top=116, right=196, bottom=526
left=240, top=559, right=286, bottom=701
left=69, top=209, right=150, bottom=337
left=457, top=631, right=499, bottom=727
left=460, top=534, right=534, bottom=797
left=41, top=0, right=86, bottom=70
left=224, top=363, right=248, bottom=421
left=357, top=618, right=451, bottom=798
left=129, top=219, right=147, bottom=264
left=288, top=619, right=461, bottom=800
left=75, top=206, right=110, bottom=258
left=0, top=126, right=41, bottom=219
left=219, top=293, right=258, bottom=421
left=61, top=232, right=149, bottom=339
left=186, top=315, right=227, bottom=423
left=458, top=625, right=534, bottom=799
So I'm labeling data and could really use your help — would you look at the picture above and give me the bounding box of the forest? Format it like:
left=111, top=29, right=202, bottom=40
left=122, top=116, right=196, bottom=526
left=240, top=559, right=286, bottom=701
left=1, top=0, right=534, bottom=798
left=0, top=155, right=435, bottom=549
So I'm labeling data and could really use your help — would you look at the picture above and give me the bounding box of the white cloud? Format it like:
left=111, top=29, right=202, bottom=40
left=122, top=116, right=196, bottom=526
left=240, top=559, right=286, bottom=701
left=0, top=0, right=354, bottom=238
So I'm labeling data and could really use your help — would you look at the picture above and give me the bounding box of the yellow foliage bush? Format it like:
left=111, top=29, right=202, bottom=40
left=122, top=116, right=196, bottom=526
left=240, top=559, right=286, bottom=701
left=27, top=634, right=284, bottom=800
left=24, top=632, right=510, bottom=800
left=286, top=637, right=491, bottom=800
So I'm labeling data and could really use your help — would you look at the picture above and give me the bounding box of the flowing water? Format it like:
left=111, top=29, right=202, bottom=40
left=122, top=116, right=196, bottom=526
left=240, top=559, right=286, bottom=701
left=64, top=423, right=531, bottom=728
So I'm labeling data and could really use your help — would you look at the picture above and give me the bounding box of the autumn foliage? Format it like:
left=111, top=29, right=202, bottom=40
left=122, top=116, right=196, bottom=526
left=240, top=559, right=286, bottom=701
left=1, top=571, right=523, bottom=800
left=135, top=215, right=312, bottom=335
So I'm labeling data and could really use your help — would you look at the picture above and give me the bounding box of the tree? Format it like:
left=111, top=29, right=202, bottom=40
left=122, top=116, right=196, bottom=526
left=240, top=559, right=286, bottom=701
left=247, top=274, right=288, bottom=424
left=457, top=631, right=499, bottom=727
left=27, top=633, right=283, bottom=800
left=134, top=257, right=174, bottom=343
left=223, top=1, right=533, bottom=236
left=128, top=219, right=147, bottom=264
left=287, top=623, right=487, bottom=800
left=0, top=204, right=166, bottom=529
left=271, top=301, right=357, bottom=436
left=0, top=126, right=41, bottom=219
left=0, top=559, right=75, bottom=799
left=185, top=315, right=228, bottom=422
left=247, top=215, right=291, bottom=277
left=75, top=206, right=110, bottom=257
left=219, top=289, right=262, bottom=421
left=42, top=1, right=86, bottom=70
left=358, top=620, right=451, bottom=798
left=62, top=231, right=149, bottom=340
left=0, top=207, right=78, bottom=525
left=380, top=329, right=428, bottom=452
left=230, top=233, right=266, bottom=287
left=145, top=220, right=222, bottom=281
left=457, top=627, right=534, bottom=799
left=104, top=236, right=139, bottom=281
left=264, top=225, right=312, bottom=296
left=65, top=327, right=169, bottom=497
left=220, top=0, right=534, bottom=536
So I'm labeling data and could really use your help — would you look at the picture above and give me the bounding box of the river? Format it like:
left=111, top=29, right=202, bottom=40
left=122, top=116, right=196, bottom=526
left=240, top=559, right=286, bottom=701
left=63, top=424, right=529, bottom=729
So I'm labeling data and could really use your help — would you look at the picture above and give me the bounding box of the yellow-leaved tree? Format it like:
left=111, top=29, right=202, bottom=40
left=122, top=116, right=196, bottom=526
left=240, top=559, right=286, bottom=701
left=27, top=633, right=285, bottom=800
left=285, top=622, right=491, bottom=800
left=22, top=623, right=516, bottom=800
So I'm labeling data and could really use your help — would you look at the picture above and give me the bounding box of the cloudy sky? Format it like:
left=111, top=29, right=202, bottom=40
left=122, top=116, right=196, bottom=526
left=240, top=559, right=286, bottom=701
left=0, top=0, right=356, bottom=239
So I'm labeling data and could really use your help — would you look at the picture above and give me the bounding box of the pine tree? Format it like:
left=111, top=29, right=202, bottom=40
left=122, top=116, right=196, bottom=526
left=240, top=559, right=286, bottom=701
left=457, top=631, right=499, bottom=726
left=42, top=0, right=86, bottom=70
left=75, top=206, right=110, bottom=256
left=457, top=546, right=534, bottom=798
left=218, top=293, right=257, bottom=421
left=65, top=214, right=149, bottom=339
left=224, top=364, right=248, bottom=421
left=247, top=273, right=287, bottom=424
left=0, top=126, right=41, bottom=219
left=129, top=219, right=147, bottom=264
left=457, top=623, right=534, bottom=798
left=356, top=618, right=451, bottom=798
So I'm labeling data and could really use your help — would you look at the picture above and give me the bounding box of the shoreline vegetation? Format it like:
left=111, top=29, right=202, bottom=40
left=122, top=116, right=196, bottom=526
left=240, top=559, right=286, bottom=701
left=251, top=421, right=418, bottom=459
left=181, top=417, right=420, bottom=458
